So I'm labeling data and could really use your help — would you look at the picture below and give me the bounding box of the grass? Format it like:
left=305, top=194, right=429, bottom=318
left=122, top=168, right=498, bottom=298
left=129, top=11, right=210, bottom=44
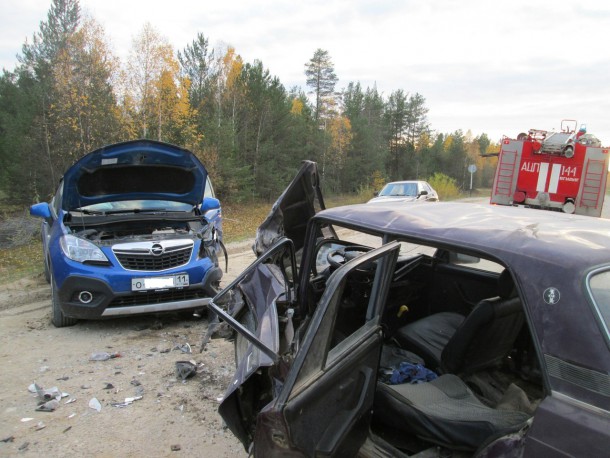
left=0, top=240, right=44, bottom=285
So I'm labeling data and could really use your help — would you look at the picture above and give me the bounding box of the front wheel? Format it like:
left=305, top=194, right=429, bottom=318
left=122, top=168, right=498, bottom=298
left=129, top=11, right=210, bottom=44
left=50, top=273, right=77, bottom=328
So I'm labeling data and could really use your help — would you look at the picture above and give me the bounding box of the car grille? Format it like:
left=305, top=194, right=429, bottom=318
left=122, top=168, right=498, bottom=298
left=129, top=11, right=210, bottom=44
left=113, top=240, right=193, bottom=271
left=108, top=289, right=208, bottom=308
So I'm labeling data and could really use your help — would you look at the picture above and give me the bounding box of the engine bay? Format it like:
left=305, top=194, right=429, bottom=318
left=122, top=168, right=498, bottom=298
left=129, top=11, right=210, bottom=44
left=65, top=213, right=208, bottom=247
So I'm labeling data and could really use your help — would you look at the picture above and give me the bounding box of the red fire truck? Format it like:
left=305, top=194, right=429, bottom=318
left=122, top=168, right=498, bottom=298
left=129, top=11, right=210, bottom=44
left=490, top=120, right=609, bottom=217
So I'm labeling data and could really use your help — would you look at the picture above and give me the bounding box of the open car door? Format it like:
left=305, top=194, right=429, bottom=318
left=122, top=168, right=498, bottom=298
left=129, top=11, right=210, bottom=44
left=274, top=241, right=400, bottom=456
left=208, top=237, right=298, bottom=447
left=213, top=240, right=400, bottom=456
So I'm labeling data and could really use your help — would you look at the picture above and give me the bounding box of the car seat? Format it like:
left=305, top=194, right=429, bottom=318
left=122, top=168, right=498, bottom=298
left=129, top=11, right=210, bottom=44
left=393, top=269, right=524, bottom=375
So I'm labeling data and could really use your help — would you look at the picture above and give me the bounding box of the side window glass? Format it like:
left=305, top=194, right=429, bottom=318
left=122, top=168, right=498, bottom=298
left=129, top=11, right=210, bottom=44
left=588, top=268, right=610, bottom=341
left=204, top=177, right=215, bottom=199
left=52, top=182, right=63, bottom=216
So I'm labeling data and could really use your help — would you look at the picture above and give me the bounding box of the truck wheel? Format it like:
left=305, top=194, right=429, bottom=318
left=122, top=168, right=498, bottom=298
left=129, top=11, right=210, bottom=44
left=562, top=200, right=576, bottom=214
left=50, top=273, right=77, bottom=327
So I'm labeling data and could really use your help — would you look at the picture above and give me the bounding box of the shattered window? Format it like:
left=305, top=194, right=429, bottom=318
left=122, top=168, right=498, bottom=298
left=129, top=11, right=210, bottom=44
left=588, top=268, right=610, bottom=341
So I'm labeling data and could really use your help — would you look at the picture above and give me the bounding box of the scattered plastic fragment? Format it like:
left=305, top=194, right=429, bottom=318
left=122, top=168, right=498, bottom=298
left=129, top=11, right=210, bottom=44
left=67, top=413, right=76, bottom=419
left=89, top=351, right=120, bottom=361
left=65, top=398, right=76, bottom=404
left=171, top=444, right=181, bottom=451
left=174, top=343, right=192, bottom=354
left=63, top=426, right=72, bottom=433
left=30, top=383, right=62, bottom=402
left=175, top=361, right=197, bottom=381
left=36, top=400, right=59, bottom=412
left=34, top=422, right=46, bottom=431
left=89, top=397, right=102, bottom=412
left=111, top=396, right=143, bottom=408
left=20, top=418, right=34, bottom=423
left=1, top=436, right=14, bottom=443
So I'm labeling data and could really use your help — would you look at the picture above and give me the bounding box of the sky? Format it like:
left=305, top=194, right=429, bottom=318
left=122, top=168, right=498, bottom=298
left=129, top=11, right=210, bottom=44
left=2, top=0, right=610, bottom=145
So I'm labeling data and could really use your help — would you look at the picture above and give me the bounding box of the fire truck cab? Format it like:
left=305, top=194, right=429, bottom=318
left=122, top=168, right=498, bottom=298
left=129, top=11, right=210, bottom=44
left=491, top=120, right=609, bottom=217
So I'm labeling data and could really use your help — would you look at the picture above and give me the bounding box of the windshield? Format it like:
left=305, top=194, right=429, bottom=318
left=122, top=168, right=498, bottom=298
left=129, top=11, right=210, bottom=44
left=379, top=182, right=418, bottom=197
left=75, top=200, right=193, bottom=214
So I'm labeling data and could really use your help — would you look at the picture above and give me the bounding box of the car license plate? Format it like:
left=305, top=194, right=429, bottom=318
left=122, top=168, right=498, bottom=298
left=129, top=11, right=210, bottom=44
left=131, top=274, right=189, bottom=291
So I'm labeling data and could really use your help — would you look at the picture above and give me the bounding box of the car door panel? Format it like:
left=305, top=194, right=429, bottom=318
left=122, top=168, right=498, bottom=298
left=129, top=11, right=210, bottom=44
left=284, top=329, right=380, bottom=457
left=524, top=394, right=610, bottom=457
left=276, top=242, right=400, bottom=456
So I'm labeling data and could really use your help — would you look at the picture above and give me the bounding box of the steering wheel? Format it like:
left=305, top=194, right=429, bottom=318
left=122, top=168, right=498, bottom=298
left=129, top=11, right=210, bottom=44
left=327, top=245, right=374, bottom=270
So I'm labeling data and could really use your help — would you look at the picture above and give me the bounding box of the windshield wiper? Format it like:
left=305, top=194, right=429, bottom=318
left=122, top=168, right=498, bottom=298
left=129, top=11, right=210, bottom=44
left=105, top=208, right=193, bottom=215
left=76, top=209, right=105, bottom=215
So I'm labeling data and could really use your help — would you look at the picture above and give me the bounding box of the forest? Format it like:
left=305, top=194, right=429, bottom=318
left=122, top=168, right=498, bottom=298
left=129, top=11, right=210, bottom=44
left=0, top=0, right=499, bottom=206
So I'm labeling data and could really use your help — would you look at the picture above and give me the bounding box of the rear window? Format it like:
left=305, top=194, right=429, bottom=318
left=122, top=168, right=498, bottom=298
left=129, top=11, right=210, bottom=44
left=588, top=268, right=610, bottom=340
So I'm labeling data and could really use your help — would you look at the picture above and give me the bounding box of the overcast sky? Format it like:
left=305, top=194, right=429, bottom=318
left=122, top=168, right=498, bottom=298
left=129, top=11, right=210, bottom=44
left=2, top=0, right=609, bottom=144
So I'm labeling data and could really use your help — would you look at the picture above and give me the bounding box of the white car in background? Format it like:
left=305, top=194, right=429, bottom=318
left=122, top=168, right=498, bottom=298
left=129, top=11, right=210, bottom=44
left=368, top=180, right=439, bottom=204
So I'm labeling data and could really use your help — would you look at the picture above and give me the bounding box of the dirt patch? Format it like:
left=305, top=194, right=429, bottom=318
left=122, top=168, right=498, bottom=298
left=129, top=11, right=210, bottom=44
left=0, top=242, right=257, bottom=457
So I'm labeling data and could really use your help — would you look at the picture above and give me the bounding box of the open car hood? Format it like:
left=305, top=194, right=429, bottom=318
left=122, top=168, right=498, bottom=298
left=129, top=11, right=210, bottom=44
left=61, top=140, right=208, bottom=211
left=253, top=160, right=326, bottom=256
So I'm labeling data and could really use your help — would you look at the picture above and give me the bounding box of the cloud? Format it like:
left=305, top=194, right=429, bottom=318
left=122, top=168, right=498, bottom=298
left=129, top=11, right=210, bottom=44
left=2, top=0, right=609, bottom=143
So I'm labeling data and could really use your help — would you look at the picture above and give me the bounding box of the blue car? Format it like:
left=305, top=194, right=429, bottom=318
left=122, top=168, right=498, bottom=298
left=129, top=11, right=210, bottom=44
left=30, top=140, right=224, bottom=327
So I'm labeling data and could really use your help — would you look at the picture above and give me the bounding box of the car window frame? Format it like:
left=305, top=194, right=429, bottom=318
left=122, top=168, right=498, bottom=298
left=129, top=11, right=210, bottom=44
left=208, top=236, right=298, bottom=363
left=51, top=181, right=63, bottom=218
left=280, top=241, right=400, bottom=402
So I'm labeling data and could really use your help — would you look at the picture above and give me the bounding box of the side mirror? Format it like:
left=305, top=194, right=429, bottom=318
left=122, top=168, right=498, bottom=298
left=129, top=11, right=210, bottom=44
left=419, top=190, right=429, bottom=196
left=373, top=191, right=379, bottom=196
left=201, top=197, right=221, bottom=213
left=30, top=202, right=52, bottom=219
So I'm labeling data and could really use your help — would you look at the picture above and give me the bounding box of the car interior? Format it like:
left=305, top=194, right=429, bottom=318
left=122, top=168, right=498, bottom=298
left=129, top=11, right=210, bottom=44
left=306, top=232, right=544, bottom=456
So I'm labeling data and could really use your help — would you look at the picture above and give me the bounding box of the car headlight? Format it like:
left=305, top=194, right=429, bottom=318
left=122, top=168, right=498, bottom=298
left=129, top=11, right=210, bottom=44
left=60, top=234, right=109, bottom=263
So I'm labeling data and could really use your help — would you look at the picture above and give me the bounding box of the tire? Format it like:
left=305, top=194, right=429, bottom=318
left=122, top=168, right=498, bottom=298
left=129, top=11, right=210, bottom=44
left=50, top=273, right=77, bottom=327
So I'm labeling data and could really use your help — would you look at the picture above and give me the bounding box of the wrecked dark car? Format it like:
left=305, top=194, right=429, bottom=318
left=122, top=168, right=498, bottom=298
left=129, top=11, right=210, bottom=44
left=209, top=161, right=610, bottom=457
left=30, top=140, right=224, bottom=327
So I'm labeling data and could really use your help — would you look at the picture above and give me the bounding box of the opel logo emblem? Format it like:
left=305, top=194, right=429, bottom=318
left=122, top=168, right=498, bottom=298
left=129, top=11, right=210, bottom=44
left=150, top=243, right=164, bottom=256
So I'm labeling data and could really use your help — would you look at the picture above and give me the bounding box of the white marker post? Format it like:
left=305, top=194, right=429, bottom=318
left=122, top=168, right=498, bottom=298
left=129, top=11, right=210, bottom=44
left=468, top=164, right=477, bottom=197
